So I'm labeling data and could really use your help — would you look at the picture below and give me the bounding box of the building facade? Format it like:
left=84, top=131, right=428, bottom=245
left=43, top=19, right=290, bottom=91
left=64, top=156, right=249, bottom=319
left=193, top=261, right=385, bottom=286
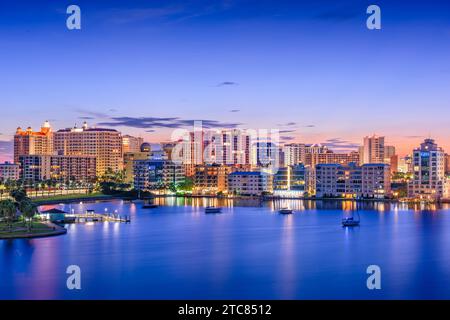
left=0, top=162, right=20, bottom=181
left=193, top=164, right=235, bottom=195
left=14, top=121, right=53, bottom=163
left=19, top=155, right=96, bottom=183
left=362, top=135, right=385, bottom=164
left=133, top=160, right=185, bottom=191
left=408, top=139, right=447, bottom=200
left=227, top=171, right=273, bottom=196
left=273, top=164, right=311, bottom=197
left=122, top=135, right=144, bottom=153
left=315, top=163, right=390, bottom=198
left=53, top=122, right=123, bottom=176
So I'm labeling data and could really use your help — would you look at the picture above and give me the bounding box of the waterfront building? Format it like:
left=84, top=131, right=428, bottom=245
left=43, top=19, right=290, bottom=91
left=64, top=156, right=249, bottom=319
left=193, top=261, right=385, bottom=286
left=193, top=164, right=235, bottom=195
left=252, top=141, right=279, bottom=170
left=384, top=145, right=398, bottom=173
left=273, top=164, right=311, bottom=197
left=14, top=121, right=53, bottom=163
left=124, top=152, right=150, bottom=184
left=122, top=135, right=144, bottom=153
left=133, top=159, right=185, bottom=191
left=0, top=162, right=20, bottom=181
left=19, top=154, right=96, bottom=184
left=408, top=139, right=446, bottom=200
left=362, top=135, right=385, bottom=164
left=304, top=150, right=360, bottom=167
left=53, top=122, right=123, bottom=176
left=361, top=164, right=391, bottom=198
left=315, top=163, right=390, bottom=198
left=227, top=171, right=273, bottom=196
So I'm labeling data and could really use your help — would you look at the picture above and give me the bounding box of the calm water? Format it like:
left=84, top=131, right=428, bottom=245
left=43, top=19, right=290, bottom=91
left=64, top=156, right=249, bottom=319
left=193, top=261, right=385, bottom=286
left=1, top=198, right=450, bottom=300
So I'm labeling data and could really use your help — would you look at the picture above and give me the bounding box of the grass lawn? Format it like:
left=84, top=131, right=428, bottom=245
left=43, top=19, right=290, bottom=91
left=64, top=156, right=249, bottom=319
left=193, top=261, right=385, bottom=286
left=32, top=192, right=111, bottom=202
left=0, top=221, right=61, bottom=238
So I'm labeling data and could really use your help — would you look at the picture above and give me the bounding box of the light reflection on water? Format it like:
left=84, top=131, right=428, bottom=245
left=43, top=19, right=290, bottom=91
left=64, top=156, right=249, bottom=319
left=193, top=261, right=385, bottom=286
left=1, top=198, right=450, bottom=299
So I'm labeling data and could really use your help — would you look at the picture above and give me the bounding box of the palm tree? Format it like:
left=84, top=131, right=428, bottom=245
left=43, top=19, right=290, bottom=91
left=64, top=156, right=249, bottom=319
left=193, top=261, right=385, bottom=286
left=20, top=200, right=37, bottom=232
left=0, top=199, right=17, bottom=231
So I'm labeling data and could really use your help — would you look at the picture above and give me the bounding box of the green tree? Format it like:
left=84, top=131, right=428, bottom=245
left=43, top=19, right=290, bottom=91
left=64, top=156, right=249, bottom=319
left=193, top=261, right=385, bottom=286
left=20, top=200, right=37, bottom=232
left=0, top=199, right=17, bottom=231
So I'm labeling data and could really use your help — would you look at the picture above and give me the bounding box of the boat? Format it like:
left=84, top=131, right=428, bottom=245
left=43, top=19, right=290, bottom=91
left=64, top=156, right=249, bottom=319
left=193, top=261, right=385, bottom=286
left=279, top=207, right=293, bottom=214
left=205, top=206, right=222, bottom=214
left=142, top=198, right=158, bottom=209
left=342, top=211, right=360, bottom=227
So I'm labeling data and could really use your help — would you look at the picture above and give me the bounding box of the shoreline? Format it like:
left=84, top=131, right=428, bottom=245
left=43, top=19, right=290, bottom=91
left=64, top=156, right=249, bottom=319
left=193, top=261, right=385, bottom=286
left=31, top=193, right=446, bottom=206
left=0, top=222, right=67, bottom=240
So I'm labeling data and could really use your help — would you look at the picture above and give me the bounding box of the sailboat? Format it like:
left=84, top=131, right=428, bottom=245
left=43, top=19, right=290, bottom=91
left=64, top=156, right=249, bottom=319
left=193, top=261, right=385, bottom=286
left=342, top=210, right=360, bottom=227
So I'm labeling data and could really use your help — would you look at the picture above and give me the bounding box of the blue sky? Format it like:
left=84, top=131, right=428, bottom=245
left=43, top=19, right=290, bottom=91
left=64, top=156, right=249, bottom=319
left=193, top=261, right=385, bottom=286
left=1, top=0, right=450, bottom=160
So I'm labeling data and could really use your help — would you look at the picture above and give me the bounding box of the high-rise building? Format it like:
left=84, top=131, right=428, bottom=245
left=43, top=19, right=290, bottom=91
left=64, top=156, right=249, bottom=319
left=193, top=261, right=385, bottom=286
left=408, top=139, right=447, bottom=200
left=122, top=135, right=144, bottom=153
left=19, top=155, right=96, bottom=184
left=283, top=143, right=306, bottom=166
left=53, top=122, right=123, bottom=176
left=14, top=121, right=53, bottom=163
left=362, top=135, right=385, bottom=164
left=124, top=151, right=150, bottom=184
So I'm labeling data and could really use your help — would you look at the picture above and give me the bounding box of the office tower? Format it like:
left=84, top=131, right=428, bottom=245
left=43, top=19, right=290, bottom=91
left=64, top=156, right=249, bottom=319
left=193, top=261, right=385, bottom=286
left=122, top=135, right=144, bottom=153
left=362, top=135, right=385, bottom=164
left=53, top=122, right=123, bottom=176
left=14, top=121, right=53, bottom=163
left=408, top=139, right=447, bottom=200
left=273, top=164, right=311, bottom=197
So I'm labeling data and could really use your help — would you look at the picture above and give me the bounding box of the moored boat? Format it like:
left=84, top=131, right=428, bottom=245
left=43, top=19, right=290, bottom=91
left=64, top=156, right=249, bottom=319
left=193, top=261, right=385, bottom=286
left=279, top=207, right=293, bottom=214
left=205, top=206, right=222, bottom=214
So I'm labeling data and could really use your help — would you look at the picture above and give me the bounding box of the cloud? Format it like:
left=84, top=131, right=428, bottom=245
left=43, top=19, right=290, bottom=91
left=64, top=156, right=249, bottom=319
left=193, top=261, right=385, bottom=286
left=79, top=116, right=95, bottom=120
left=322, top=138, right=360, bottom=151
left=279, top=129, right=296, bottom=134
left=75, top=108, right=110, bottom=119
left=304, top=124, right=315, bottom=128
left=280, top=136, right=295, bottom=141
left=0, top=140, right=13, bottom=161
left=146, top=129, right=156, bottom=133
left=97, top=116, right=242, bottom=130
left=217, top=81, right=238, bottom=87
left=229, top=109, right=240, bottom=113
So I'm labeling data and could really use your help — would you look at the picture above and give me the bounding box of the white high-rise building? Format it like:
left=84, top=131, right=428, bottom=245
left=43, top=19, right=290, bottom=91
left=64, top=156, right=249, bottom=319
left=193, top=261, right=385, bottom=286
left=408, top=139, right=447, bottom=200
left=362, top=135, right=385, bottom=164
left=283, top=143, right=306, bottom=166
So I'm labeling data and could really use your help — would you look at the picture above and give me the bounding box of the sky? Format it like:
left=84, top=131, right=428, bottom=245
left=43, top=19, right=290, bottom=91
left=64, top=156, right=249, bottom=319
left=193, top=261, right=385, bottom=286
left=1, top=0, right=450, bottom=161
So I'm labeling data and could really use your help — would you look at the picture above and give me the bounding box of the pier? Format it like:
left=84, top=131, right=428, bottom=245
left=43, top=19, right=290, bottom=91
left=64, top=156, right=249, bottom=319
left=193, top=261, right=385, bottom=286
left=65, top=212, right=131, bottom=223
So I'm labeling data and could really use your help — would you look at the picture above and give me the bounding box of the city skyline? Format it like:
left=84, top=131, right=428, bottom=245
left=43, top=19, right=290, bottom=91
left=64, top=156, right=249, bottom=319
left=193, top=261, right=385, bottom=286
left=2, top=0, right=450, bottom=160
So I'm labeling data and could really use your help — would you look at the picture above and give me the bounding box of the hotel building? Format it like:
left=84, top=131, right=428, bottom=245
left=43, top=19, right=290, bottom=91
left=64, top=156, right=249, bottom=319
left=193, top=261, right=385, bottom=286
left=14, top=121, right=53, bottom=163
left=53, top=122, right=123, bottom=176
left=227, top=171, right=273, bottom=196
left=19, top=154, right=96, bottom=183
left=408, top=139, right=447, bottom=200
left=0, top=162, right=20, bottom=181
